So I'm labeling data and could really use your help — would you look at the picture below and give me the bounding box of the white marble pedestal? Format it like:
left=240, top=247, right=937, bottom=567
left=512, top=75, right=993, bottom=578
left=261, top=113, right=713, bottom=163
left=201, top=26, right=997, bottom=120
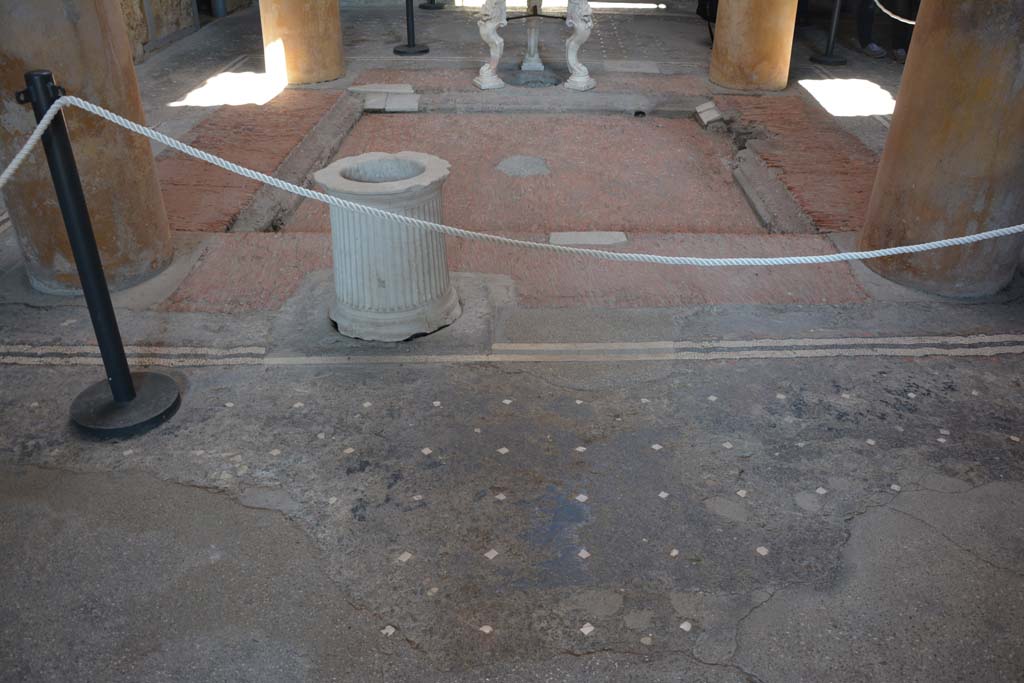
left=474, top=0, right=596, bottom=91
left=313, top=152, right=461, bottom=342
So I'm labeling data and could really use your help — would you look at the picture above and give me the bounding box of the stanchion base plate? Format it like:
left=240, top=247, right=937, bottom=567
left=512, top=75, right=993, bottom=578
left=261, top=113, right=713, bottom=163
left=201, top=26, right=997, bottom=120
left=70, top=371, right=181, bottom=437
left=810, top=52, right=847, bottom=66
left=394, top=44, right=430, bottom=55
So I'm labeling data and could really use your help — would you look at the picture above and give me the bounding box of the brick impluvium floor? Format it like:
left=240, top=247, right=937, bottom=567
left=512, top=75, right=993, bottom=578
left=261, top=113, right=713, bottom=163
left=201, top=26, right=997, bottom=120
left=2, top=3, right=1023, bottom=682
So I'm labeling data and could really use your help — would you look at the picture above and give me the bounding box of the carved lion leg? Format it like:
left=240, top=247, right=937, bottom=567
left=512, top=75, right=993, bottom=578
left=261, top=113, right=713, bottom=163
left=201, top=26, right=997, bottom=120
left=564, top=0, right=595, bottom=91
left=474, top=0, right=508, bottom=89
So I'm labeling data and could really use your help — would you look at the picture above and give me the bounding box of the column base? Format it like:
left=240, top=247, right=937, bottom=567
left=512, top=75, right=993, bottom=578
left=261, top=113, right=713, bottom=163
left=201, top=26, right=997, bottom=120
left=70, top=371, right=181, bottom=437
left=394, top=44, right=430, bottom=55
left=564, top=74, right=596, bottom=91
left=474, top=72, right=506, bottom=89
left=521, top=58, right=545, bottom=71
left=331, top=287, right=462, bottom=342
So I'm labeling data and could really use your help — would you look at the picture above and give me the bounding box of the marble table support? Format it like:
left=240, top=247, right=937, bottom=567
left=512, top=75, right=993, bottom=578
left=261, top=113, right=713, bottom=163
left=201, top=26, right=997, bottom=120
left=473, top=0, right=596, bottom=91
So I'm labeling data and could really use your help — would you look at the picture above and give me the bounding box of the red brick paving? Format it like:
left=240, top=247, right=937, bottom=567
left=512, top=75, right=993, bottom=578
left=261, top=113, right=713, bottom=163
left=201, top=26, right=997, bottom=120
left=157, top=90, right=345, bottom=232
left=163, top=233, right=330, bottom=313
left=448, top=233, right=868, bottom=307
left=164, top=231, right=865, bottom=312
left=314, top=113, right=761, bottom=236
left=718, top=94, right=879, bottom=233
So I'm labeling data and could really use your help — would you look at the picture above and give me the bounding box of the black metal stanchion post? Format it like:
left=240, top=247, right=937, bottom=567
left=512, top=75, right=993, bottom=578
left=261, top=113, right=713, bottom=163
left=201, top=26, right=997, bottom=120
left=811, top=0, right=847, bottom=65
left=394, top=0, right=430, bottom=55
left=16, top=70, right=181, bottom=437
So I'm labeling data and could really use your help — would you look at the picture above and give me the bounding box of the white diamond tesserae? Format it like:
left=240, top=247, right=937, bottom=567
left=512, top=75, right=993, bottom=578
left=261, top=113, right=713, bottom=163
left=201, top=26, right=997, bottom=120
left=479, top=625, right=493, bottom=634
left=497, top=447, right=509, bottom=455
left=578, top=549, right=591, bottom=559
left=659, top=491, right=669, bottom=499
left=580, top=623, right=595, bottom=635
left=575, top=494, right=589, bottom=503
left=484, top=549, right=499, bottom=560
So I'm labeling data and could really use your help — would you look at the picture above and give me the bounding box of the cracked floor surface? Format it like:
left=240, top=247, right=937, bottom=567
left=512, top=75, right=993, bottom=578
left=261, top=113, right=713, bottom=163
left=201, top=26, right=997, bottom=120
left=2, top=347, right=1023, bottom=681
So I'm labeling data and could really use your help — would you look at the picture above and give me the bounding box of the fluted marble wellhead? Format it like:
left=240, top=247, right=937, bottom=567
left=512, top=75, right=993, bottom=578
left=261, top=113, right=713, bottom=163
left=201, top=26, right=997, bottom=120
left=313, top=152, right=461, bottom=342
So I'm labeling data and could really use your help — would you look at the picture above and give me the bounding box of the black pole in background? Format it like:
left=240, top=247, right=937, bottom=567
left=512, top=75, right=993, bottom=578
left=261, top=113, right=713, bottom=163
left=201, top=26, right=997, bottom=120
left=16, top=70, right=181, bottom=437
left=394, top=0, right=430, bottom=55
left=811, top=0, right=847, bottom=65
left=419, top=0, right=444, bottom=9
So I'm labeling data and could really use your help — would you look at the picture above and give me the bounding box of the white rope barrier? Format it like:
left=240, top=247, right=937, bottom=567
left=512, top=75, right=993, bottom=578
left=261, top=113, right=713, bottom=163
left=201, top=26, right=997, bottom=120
left=3, top=95, right=1022, bottom=268
left=874, top=0, right=916, bottom=25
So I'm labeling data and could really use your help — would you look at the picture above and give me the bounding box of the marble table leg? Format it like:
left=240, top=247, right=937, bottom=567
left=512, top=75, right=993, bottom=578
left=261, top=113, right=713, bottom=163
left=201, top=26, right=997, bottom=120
left=521, top=0, right=545, bottom=71
left=564, top=0, right=596, bottom=91
left=474, top=0, right=508, bottom=89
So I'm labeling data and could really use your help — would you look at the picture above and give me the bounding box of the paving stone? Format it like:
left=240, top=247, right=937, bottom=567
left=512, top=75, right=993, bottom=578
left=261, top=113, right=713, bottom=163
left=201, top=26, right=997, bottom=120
left=549, top=231, right=628, bottom=246
left=384, top=94, right=420, bottom=113
left=348, top=83, right=415, bottom=94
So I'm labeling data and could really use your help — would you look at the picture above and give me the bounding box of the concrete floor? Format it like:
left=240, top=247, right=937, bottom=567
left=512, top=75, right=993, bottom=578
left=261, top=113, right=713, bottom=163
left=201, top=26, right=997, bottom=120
left=3, top=2, right=1023, bottom=682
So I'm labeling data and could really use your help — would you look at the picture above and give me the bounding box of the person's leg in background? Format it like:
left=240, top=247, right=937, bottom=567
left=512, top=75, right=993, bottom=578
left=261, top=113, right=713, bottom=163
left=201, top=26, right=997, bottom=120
left=858, top=0, right=887, bottom=57
left=891, top=0, right=920, bottom=63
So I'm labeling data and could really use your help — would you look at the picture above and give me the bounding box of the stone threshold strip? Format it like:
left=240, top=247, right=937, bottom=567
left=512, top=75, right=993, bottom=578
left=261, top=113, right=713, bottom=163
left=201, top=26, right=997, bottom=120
left=2, top=334, right=1024, bottom=367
